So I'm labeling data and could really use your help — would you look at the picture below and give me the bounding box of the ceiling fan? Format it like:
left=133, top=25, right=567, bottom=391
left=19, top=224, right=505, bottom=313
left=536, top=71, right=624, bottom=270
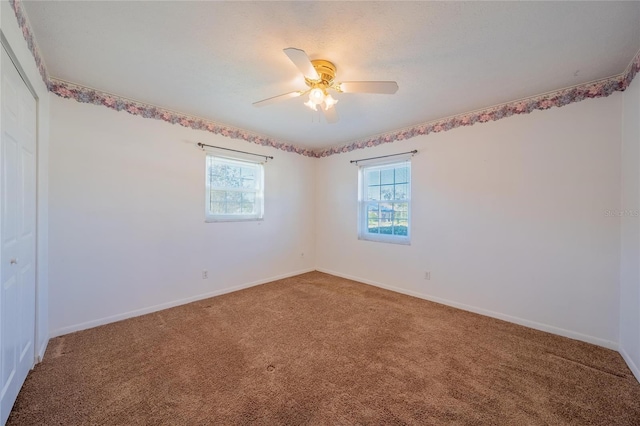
left=252, top=48, right=399, bottom=123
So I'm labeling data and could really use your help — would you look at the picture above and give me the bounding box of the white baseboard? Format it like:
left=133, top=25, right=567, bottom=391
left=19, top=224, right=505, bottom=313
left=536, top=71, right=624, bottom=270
left=619, top=346, right=640, bottom=383
left=316, top=268, right=619, bottom=351
left=50, top=268, right=315, bottom=338
left=37, top=337, right=49, bottom=363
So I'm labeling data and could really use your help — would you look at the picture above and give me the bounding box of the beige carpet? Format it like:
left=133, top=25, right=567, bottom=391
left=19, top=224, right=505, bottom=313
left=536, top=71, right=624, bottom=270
left=8, top=272, right=640, bottom=425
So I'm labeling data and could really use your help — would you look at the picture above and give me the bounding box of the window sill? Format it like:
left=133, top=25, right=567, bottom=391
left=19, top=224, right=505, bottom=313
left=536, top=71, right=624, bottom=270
left=205, top=217, right=264, bottom=223
left=358, top=235, right=411, bottom=245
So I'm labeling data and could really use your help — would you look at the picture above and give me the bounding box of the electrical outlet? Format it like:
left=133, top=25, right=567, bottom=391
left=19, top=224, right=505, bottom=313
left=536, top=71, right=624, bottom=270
left=424, top=271, right=431, bottom=280
left=202, top=270, right=208, bottom=279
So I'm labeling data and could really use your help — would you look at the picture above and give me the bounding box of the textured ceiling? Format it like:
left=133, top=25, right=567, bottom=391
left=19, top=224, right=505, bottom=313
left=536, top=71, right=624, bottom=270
left=23, top=1, right=640, bottom=149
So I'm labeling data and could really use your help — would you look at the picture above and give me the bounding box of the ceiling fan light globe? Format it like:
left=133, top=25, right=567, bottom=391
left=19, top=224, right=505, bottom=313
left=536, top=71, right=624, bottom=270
left=324, top=95, right=338, bottom=110
left=304, top=99, right=318, bottom=111
left=309, top=88, right=325, bottom=105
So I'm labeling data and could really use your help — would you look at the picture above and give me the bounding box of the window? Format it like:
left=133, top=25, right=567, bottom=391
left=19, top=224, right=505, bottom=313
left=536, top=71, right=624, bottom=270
left=358, top=159, right=411, bottom=244
left=205, top=154, right=264, bottom=222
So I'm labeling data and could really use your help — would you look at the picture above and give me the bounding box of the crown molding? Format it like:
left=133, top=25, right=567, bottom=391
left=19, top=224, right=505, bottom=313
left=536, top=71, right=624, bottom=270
left=10, top=0, right=640, bottom=159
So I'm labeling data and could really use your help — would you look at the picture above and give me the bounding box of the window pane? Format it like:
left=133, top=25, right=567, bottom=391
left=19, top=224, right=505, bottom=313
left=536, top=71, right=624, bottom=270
left=226, top=202, right=242, bottom=214
left=393, top=206, right=408, bottom=236
left=394, top=184, right=408, bottom=200
left=380, top=168, right=394, bottom=185
left=240, top=166, right=256, bottom=189
left=367, top=170, right=380, bottom=186
left=367, top=203, right=379, bottom=233
left=212, top=163, right=242, bottom=188
left=211, top=190, right=226, bottom=202
left=211, top=202, right=226, bottom=214
left=240, top=166, right=255, bottom=178
left=367, top=186, right=381, bottom=201
left=242, top=192, right=255, bottom=203
left=241, top=202, right=255, bottom=214
left=380, top=185, right=394, bottom=201
left=240, top=193, right=256, bottom=214
left=395, top=202, right=409, bottom=213
left=241, top=177, right=255, bottom=189
left=367, top=203, right=379, bottom=218
left=211, top=169, right=224, bottom=187
left=394, top=211, right=409, bottom=221
left=379, top=202, right=394, bottom=234
left=227, top=191, right=242, bottom=203
left=395, top=166, right=409, bottom=184
left=393, top=225, right=408, bottom=236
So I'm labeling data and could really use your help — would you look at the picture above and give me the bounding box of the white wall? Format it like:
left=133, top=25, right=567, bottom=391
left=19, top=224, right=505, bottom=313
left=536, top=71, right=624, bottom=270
left=620, top=74, right=640, bottom=381
left=48, top=95, right=315, bottom=336
left=316, top=94, right=623, bottom=349
left=1, top=0, right=50, bottom=360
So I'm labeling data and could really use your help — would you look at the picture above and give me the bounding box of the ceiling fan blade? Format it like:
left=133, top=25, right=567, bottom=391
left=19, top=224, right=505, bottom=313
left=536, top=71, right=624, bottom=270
left=283, top=48, right=320, bottom=80
left=252, top=91, right=302, bottom=107
left=321, top=106, right=339, bottom=124
left=338, top=81, right=399, bottom=94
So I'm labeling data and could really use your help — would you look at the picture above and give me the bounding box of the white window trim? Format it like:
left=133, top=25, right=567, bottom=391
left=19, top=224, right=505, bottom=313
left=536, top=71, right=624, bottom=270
left=205, top=151, right=265, bottom=223
left=357, top=158, right=411, bottom=245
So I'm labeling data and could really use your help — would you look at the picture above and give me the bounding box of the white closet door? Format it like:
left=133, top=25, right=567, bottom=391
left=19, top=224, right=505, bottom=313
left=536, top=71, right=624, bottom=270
left=0, top=46, right=37, bottom=425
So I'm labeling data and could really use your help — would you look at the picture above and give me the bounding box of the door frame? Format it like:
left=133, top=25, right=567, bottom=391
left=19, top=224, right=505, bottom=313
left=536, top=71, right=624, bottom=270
left=1, top=30, right=41, bottom=366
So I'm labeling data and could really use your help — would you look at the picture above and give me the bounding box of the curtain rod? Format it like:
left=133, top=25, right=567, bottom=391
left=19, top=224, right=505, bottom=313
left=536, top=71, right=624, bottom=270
left=197, top=143, right=274, bottom=161
left=350, top=150, right=417, bottom=164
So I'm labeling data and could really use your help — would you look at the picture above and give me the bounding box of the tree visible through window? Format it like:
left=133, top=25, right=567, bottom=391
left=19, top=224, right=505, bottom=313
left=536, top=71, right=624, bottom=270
left=205, top=155, right=264, bottom=222
left=358, top=160, right=411, bottom=244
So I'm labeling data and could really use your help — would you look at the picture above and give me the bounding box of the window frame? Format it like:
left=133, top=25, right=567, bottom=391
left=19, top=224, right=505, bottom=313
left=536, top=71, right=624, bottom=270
left=357, top=159, right=411, bottom=245
left=205, top=153, right=265, bottom=223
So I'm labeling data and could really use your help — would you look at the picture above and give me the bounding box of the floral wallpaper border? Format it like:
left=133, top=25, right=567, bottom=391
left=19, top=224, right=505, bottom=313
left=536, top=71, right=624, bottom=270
left=49, top=79, right=317, bottom=157
left=10, top=0, right=640, bottom=159
left=9, top=0, right=49, bottom=89
left=316, top=50, right=640, bottom=157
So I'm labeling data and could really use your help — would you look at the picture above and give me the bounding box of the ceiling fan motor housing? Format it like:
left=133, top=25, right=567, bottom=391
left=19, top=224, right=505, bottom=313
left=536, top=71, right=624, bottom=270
left=305, top=60, right=337, bottom=91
